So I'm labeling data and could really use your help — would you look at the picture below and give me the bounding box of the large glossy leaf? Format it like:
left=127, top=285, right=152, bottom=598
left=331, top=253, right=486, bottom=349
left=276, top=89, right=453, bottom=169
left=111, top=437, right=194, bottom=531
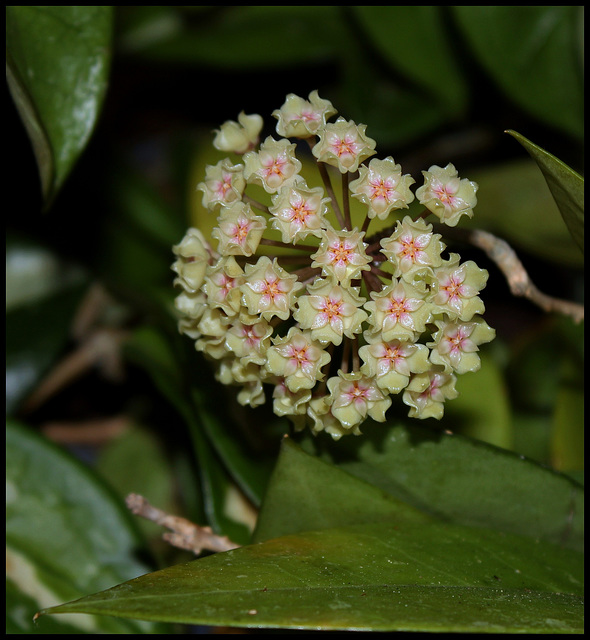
left=253, top=438, right=431, bottom=543
left=6, top=6, right=113, bottom=206
left=39, top=520, right=583, bottom=632
left=309, top=423, right=583, bottom=553
left=353, top=7, right=468, bottom=117
left=452, top=6, right=583, bottom=139
left=505, top=130, right=584, bottom=255
left=37, top=431, right=584, bottom=632
left=5, top=421, right=163, bottom=633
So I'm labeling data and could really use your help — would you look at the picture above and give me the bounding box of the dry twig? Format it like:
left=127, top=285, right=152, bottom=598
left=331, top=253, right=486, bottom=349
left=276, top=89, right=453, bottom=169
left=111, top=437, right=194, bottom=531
left=126, top=493, right=241, bottom=555
left=466, top=229, right=584, bottom=324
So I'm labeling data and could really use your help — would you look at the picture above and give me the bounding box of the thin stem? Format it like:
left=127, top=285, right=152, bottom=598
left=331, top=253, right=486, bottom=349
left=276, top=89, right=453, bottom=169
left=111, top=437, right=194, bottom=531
left=341, top=338, right=350, bottom=374
left=318, top=162, right=346, bottom=229
left=361, top=213, right=372, bottom=235
left=362, top=269, right=385, bottom=295
left=293, top=265, right=322, bottom=284
left=243, top=193, right=271, bottom=215
left=371, top=264, right=393, bottom=281
left=259, top=238, right=316, bottom=252
left=342, top=172, right=351, bottom=230
left=351, top=336, right=360, bottom=372
left=305, top=139, right=346, bottom=229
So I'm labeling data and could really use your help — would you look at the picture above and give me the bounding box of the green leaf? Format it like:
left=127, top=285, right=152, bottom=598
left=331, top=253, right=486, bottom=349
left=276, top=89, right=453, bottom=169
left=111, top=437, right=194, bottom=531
left=352, top=7, right=468, bottom=117
left=40, top=521, right=583, bottom=632
left=6, top=279, right=88, bottom=416
left=253, top=438, right=431, bottom=543
left=6, top=6, right=113, bottom=206
left=452, top=6, right=583, bottom=139
left=505, top=130, right=584, bottom=255
left=5, top=421, right=162, bottom=633
left=312, top=423, right=583, bottom=552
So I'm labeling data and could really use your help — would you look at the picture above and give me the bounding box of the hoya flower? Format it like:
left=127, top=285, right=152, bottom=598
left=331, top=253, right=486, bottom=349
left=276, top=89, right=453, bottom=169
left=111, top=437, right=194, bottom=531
left=359, top=338, right=430, bottom=394
left=402, top=367, right=459, bottom=420
left=211, top=201, right=266, bottom=257
left=416, top=163, right=478, bottom=227
left=364, top=279, right=432, bottom=342
left=294, top=279, right=367, bottom=346
left=349, top=157, right=415, bottom=220
left=202, top=256, right=245, bottom=317
left=196, top=159, right=246, bottom=210
left=272, top=379, right=311, bottom=431
left=307, top=395, right=354, bottom=439
left=311, top=228, right=371, bottom=286
left=225, top=319, right=273, bottom=366
left=273, top=90, right=337, bottom=138
left=265, top=327, right=331, bottom=392
left=380, top=216, right=445, bottom=282
left=312, top=117, right=376, bottom=173
left=232, top=362, right=267, bottom=408
left=243, top=136, right=302, bottom=193
left=327, top=372, right=391, bottom=430
left=172, top=228, right=212, bottom=292
left=431, top=253, right=489, bottom=321
left=173, top=92, right=494, bottom=438
left=269, top=182, right=330, bottom=243
left=241, top=256, right=303, bottom=321
left=213, top=112, right=263, bottom=154
left=428, top=317, right=496, bottom=375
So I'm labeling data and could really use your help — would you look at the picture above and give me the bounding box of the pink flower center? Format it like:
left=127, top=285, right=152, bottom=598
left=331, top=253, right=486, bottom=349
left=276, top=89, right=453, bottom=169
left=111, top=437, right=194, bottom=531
left=262, top=155, right=287, bottom=179
left=214, top=173, right=233, bottom=199
left=440, top=275, right=465, bottom=301
left=386, top=297, right=412, bottom=321
left=289, top=199, right=313, bottom=226
left=432, top=182, right=459, bottom=209
left=230, top=219, right=252, bottom=246
left=260, top=277, right=284, bottom=302
left=369, top=177, right=395, bottom=202
left=328, top=241, right=354, bottom=265
left=321, top=297, right=344, bottom=321
left=331, top=135, right=359, bottom=158
left=212, top=273, right=236, bottom=300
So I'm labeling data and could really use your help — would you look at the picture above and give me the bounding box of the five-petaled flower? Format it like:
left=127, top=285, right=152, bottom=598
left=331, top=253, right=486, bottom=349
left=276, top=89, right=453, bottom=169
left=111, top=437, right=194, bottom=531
left=266, top=327, right=331, bottom=392
left=269, top=182, right=330, bottom=244
left=312, top=117, right=376, bottom=173
left=350, top=157, right=415, bottom=219
left=241, top=256, right=302, bottom=321
left=311, top=228, right=371, bottom=286
left=294, top=279, right=367, bottom=346
left=416, top=163, right=478, bottom=227
left=173, top=91, right=494, bottom=439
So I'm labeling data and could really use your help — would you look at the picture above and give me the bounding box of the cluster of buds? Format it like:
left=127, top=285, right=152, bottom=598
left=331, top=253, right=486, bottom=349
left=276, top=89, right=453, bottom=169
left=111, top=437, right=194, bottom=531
left=172, top=91, right=495, bottom=439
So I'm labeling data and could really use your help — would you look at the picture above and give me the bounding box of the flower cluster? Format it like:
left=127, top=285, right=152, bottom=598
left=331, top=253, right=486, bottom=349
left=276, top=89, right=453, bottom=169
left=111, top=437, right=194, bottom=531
left=172, top=91, right=494, bottom=439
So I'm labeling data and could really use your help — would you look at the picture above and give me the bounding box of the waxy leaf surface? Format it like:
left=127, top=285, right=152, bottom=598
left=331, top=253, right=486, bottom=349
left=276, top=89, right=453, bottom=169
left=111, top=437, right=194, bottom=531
left=41, top=520, right=583, bottom=633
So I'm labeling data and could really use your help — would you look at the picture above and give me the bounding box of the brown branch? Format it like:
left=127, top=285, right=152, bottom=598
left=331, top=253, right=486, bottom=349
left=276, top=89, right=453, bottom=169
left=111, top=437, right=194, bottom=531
left=466, top=229, right=584, bottom=324
left=126, top=493, right=241, bottom=555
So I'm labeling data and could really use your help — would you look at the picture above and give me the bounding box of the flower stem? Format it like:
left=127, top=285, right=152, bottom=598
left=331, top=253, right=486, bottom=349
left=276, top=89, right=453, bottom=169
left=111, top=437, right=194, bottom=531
left=259, top=238, right=315, bottom=252
left=243, top=193, right=271, bottom=215
left=342, top=172, right=351, bottom=230
left=306, top=138, right=346, bottom=230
